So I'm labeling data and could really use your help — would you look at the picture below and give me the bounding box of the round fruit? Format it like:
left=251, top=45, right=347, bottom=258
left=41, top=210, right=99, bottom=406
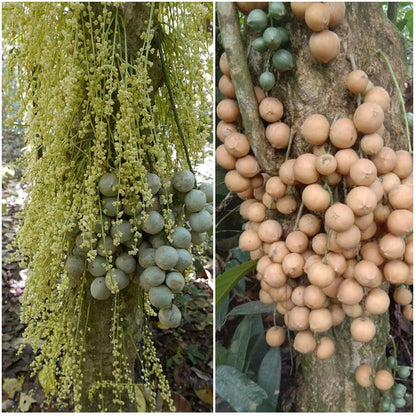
left=146, top=172, right=161, bottom=195
left=266, top=326, right=286, bottom=347
left=191, top=231, right=207, bottom=245
left=309, top=30, right=340, bottom=64
left=199, top=182, right=213, bottom=203
left=140, top=265, right=165, bottom=288
left=350, top=317, right=376, bottom=343
left=88, top=255, right=107, bottom=277
left=115, top=253, right=136, bottom=274
left=265, top=122, right=291, bottom=149
left=98, top=172, right=119, bottom=197
left=353, top=102, right=384, bottom=134
left=101, top=197, right=118, bottom=217
left=172, top=170, right=195, bottom=193
left=347, top=70, right=368, bottom=94
left=364, top=86, right=390, bottom=113
left=148, top=285, right=173, bottom=309
left=218, top=75, right=236, bottom=99
left=365, top=288, right=390, bottom=315
left=175, top=249, right=193, bottom=272
left=305, top=3, right=330, bottom=31
left=293, top=330, right=317, bottom=354
left=138, top=248, right=156, bottom=268
left=315, top=336, right=335, bottom=360
left=269, top=2, right=286, bottom=20
left=166, top=271, right=185, bottom=293
left=259, top=97, right=284, bottom=122
left=90, top=277, right=112, bottom=300
left=329, top=118, right=357, bottom=148
left=105, top=268, right=129, bottom=293
left=301, top=114, right=330, bottom=145
left=155, top=245, right=179, bottom=270
left=159, top=304, right=182, bottom=328
left=259, top=71, right=276, bottom=92
left=97, top=236, right=117, bottom=257
left=247, top=9, right=268, bottom=32
left=327, top=2, right=345, bottom=27
left=309, top=308, right=333, bottom=333
left=272, top=49, right=294, bottom=71
left=184, top=189, right=207, bottom=213
left=66, top=255, right=85, bottom=278
left=171, top=226, right=192, bottom=249
left=290, top=2, right=310, bottom=19
left=374, top=369, right=394, bottom=391
left=355, top=364, right=372, bottom=387
left=263, top=27, right=284, bottom=50
left=224, top=132, right=251, bottom=157
left=393, top=287, right=412, bottom=306
left=111, top=220, right=133, bottom=243
left=252, top=37, right=268, bottom=52
left=189, top=210, right=213, bottom=232
left=397, top=366, right=411, bottom=379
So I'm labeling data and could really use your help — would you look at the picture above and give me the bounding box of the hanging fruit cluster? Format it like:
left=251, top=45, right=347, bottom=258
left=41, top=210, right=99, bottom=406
left=216, top=1, right=412, bottom=406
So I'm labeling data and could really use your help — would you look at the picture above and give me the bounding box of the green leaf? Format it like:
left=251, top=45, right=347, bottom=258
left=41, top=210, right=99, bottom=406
left=215, top=164, right=229, bottom=197
left=226, top=315, right=255, bottom=372
left=215, top=295, right=229, bottom=331
left=216, top=259, right=258, bottom=307
left=228, top=301, right=276, bottom=317
left=256, top=347, right=282, bottom=412
left=244, top=330, right=268, bottom=377
left=230, top=247, right=251, bottom=264
left=216, top=342, right=228, bottom=366
left=216, top=365, right=268, bottom=412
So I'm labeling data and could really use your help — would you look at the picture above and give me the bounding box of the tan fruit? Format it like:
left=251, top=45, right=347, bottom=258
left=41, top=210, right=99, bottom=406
left=259, top=289, right=274, bottom=304
left=347, top=69, right=368, bottom=94
left=224, top=132, right=251, bottom=157
left=373, top=202, right=391, bottom=223
left=309, top=30, right=340, bottom=64
left=240, top=199, right=256, bottom=219
left=251, top=174, right=265, bottom=189
left=309, top=307, right=333, bottom=333
left=355, top=364, right=372, bottom=387
left=360, top=241, right=384, bottom=266
left=235, top=155, right=261, bottom=178
left=350, top=317, right=376, bottom=342
left=314, top=337, right=335, bottom=360
left=225, top=170, right=251, bottom=192
left=269, top=284, right=292, bottom=302
left=286, top=231, right=309, bottom=254
left=275, top=195, right=298, bottom=214
left=254, top=86, right=266, bottom=103
left=258, top=219, right=283, bottom=243
left=280, top=298, right=295, bottom=311
left=335, top=148, right=359, bottom=175
left=325, top=253, right=347, bottom=276
left=265, top=326, right=286, bottom=347
left=337, top=278, right=364, bottom=305
left=393, top=150, right=413, bottom=179
left=216, top=144, right=236, bottom=170
left=279, top=159, right=297, bottom=185
left=217, top=120, right=238, bottom=143
left=349, top=159, right=377, bottom=187
left=218, top=74, right=236, bottom=99
left=404, top=240, right=413, bottom=265
left=369, top=179, right=384, bottom=202
left=326, top=2, right=345, bottom=27
left=334, top=225, right=361, bottom=250
left=311, top=233, right=326, bottom=256
left=331, top=304, right=346, bottom=326
left=393, top=287, right=412, bottom=306
left=343, top=303, right=362, bottom=318
left=360, top=133, right=384, bottom=156
left=251, top=187, right=264, bottom=203
left=268, top=241, right=290, bottom=263
left=308, top=262, right=336, bottom=288
left=245, top=201, right=267, bottom=222
left=236, top=2, right=268, bottom=14
left=330, top=118, right=358, bottom=149
left=299, top=214, right=322, bottom=237
left=346, top=186, right=377, bottom=216
left=324, top=202, right=355, bottom=232
left=293, top=330, right=317, bottom=354
left=262, top=192, right=277, bottom=210
left=217, top=99, right=239, bottom=123
left=263, top=263, right=287, bottom=288
left=282, top=252, right=305, bottom=278
left=303, top=285, right=327, bottom=309
left=353, top=102, right=384, bottom=134
left=388, top=184, right=413, bottom=210
left=305, top=3, right=330, bottom=31
left=219, top=52, right=230, bottom=77
left=266, top=122, right=291, bottom=149
left=301, top=114, right=330, bottom=145
left=402, top=304, right=413, bottom=321
left=379, top=233, right=405, bottom=260
left=374, top=369, right=394, bottom=391
left=293, top=153, right=320, bottom=184
left=386, top=209, right=412, bottom=236
left=291, top=2, right=313, bottom=19
left=259, top=97, right=284, bottom=123
left=265, top=176, right=287, bottom=198
left=239, top=229, right=262, bottom=251
left=371, top=146, right=397, bottom=175
left=355, top=212, right=375, bottom=231
left=365, top=288, right=390, bottom=315
left=288, top=306, right=310, bottom=331
left=316, top=153, right=337, bottom=175
left=304, top=254, right=323, bottom=273
left=354, top=259, right=383, bottom=288
left=292, top=286, right=306, bottom=307
left=302, top=184, right=331, bottom=212
left=256, top=255, right=272, bottom=276
left=363, top=86, right=390, bottom=113
left=251, top=248, right=264, bottom=260
left=322, top=276, right=343, bottom=299
left=344, top=258, right=357, bottom=279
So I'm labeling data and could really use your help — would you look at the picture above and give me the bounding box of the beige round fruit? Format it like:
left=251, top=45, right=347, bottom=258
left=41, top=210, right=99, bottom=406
left=239, top=229, right=262, bottom=251
left=302, top=184, right=331, bottom=212
left=266, top=122, right=291, bottom=149
left=374, top=369, right=394, bottom=391
left=315, top=336, right=335, bottom=360
left=259, top=97, right=284, bottom=123
left=386, top=209, right=412, bottom=236
left=275, top=195, right=298, bottom=215
left=402, top=304, right=413, bottom=321
left=309, top=307, right=333, bottom=333
left=305, top=3, right=330, bottom=31
left=371, top=146, right=397, bottom=175
left=293, top=330, right=317, bottom=354
left=331, top=304, right=346, bottom=326
left=266, top=326, right=286, bottom=347
left=353, top=102, right=384, bottom=134
left=224, top=132, right=251, bottom=157
left=299, top=214, right=322, bottom=237
left=265, top=176, right=287, bottom=198
left=293, top=153, right=319, bottom=184
left=217, top=120, right=238, bottom=142
left=330, top=118, right=357, bottom=149
left=393, top=286, right=412, bottom=306
left=282, top=252, right=305, bottom=278
left=363, top=86, right=390, bottom=113
left=258, top=219, right=283, bottom=243
left=303, top=285, right=327, bottom=309
left=360, top=133, right=384, bottom=156
left=225, top=170, right=251, bottom=193
left=335, top=148, right=359, bottom=175
left=324, top=202, right=355, bottom=232
left=216, top=99, right=240, bottom=123
left=290, top=2, right=312, bottom=19
left=279, top=159, right=297, bottom=185
left=301, top=114, right=330, bottom=145
left=334, top=225, right=361, bottom=250
left=326, top=2, right=345, bottom=27
left=235, top=155, right=261, bottom=178
left=347, top=69, right=368, bottom=94
left=307, top=262, right=336, bottom=288
left=350, top=317, right=376, bottom=342
left=216, top=144, right=236, bottom=170
left=337, top=278, right=364, bottom=305
left=285, top=230, right=309, bottom=254
left=365, top=288, right=390, bottom=315
left=316, top=153, right=337, bottom=175
left=309, top=30, right=340, bottom=64
left=393, top=150, right=413, bottom=179
left=346, top=186, right=377, bottom=216
left=349, top=159, right=377, bottom=187
left=219, top=52, right=230, bottom=77
left=384, top=260, right=410, bottom=285
left=355, top=364, right=372, bottom=387
left=268, top=241, right=290, bottom=263
left=263, top=263, right=287, bottom=288
left=354, top=260, right=383, bottom=288
left=218, top=75, right=236, bottom=99
left=288, top=306, right=310, bottom=331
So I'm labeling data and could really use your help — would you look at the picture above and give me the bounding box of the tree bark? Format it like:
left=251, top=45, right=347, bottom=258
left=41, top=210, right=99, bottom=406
left=235, top=2, right=408, bottom=412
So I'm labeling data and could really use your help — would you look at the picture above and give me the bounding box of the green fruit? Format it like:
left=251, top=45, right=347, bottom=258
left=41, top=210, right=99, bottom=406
left=146, top=172, right=161, bottom=195
left=275, top=27, right=289, bottom=45
left=268, top=2, right=286, bottom=20
left=272, top=49, right=294, bottom=71
left=387, top=356, right=396, bottom=369
left=140, top=265, right=166, bottom=288
left=397, top=366, right=411, bottom=378
left=146, top=196, right=161, bottom=212
left=73, top=245, right=87, bottom=258
left=184, top=189, right=207, bottom=212
left=381, top=396, right=391, bottom=411
left=123, top=198, right=142, bottom=217
left=263, top=27, right=284, bottom=50
left=105, top=268, right=129, bottom=293
left=155, top=245, right=179, bottom=270
left=88, top=255, right=107, bottom=277
left=387, top=403, right=396, bottom=412
left=115, top=253, right=136, bottom=274
left=102, top=196, right=118, bottom=217
left=98, top=172, right=119, bottom=197
left=166, top=271, right=185, bottom=293
left=392, top=383, right=406, bottom=399
left=159, top=304, right=182, bottom=328
left=172, top=226, right=192, bottom=249
left=259, top=71, right=276, bottom=91
left=252, top=37, right=268, bottom=52
left=159, top=178, right=174, bottom=195
left=148, top=232, right=168, bottom=249
left=111, top=220, right=133, bottom=243
left=407, top=112, right=413, bottom=128
left=148, top=285, right=173, bottom=309
left=94, top=215, right=111, bottom=234
left=189, top=210, right=212, bottom=233
left=75, top=233, right=97, bottom=253
left=199, top=182, right=213, bottom=203
left=65, top=223, right=80, bottom=241
left=66, top=255, right=85, bottom=278
left=138, top=247, right=156, bottom=268
left=141, top=211, right=164, bottom=235
left=97, top=236, right=117, bottom=257
left=247, top=9, right=268, bottom=32
left=175, top=249, right=193, bottom=272
left=191, top=231, right=207, bottom=245
left=172, top=170, right=195, bottom=193
left=90, top=277, right=112, bottom=300
left=138, top=241, right=151, bottom=254
left=393, top=397, right=406, bottom=408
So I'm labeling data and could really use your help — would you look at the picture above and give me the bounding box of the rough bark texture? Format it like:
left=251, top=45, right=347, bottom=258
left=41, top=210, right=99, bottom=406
left=79, top=3, right=162, bottom=411
left=236, top=3, right=408, bottom=412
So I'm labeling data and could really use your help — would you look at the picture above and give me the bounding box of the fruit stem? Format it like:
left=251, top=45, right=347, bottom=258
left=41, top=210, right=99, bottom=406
left=356, top=246, right=362, bottom=262
left=285, top=133, right=295, bottom=161
left=347, top=54, right=362, bottom=105
left=155, top=31, right=194, bottom=173
left=389, top=334, right=398, bottom=380
left=273, top=309, right=277, bottom=327
left=378, top=49, right=413, bottom=155
left=293, top=200, right=304, bottom=231
left=342, top=176, right=348, bottom=201
left=323, top=227, right=330, bottom=265
left=324, top=176, right=334, bottom=206
left=265, top=198, right=277, bottom=220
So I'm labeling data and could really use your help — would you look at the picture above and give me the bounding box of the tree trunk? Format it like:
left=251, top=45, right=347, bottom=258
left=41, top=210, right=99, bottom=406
left=227, top=2, right=408, bottom=412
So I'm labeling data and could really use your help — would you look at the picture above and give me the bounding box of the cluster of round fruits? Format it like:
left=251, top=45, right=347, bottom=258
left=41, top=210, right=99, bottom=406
left=66, top=171, right=212, bottom=328
left=215, top=32, right=412, bottom=399
left=236, top=2, right=294, bottom=91
left=291, top=2, right=345, bottom=64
